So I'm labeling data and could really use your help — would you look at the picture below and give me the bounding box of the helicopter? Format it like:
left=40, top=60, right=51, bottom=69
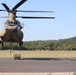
left=0, top=0, right=55, bottom=47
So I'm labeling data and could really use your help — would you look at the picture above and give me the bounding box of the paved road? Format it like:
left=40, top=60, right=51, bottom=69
left=0, top=58, right=76, bottom=72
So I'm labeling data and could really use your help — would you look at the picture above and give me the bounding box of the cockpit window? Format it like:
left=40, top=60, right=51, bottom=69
left=5, top=20, right=17, bottom=25
left=4, top=20, right=23, bottom=30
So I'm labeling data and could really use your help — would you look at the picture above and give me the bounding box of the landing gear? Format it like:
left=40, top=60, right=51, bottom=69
left=14, top=54, right=21, bottom=60
left=0, top=40, right=1, bottom=44
left=0, top=41, right=4, bottom=46
left=19, top=41, right=23, bottom=47
left=2, top=42, right=4, bottom=46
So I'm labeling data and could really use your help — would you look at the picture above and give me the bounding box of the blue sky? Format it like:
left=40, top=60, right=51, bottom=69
left=0, top=0, right=76, bottom=41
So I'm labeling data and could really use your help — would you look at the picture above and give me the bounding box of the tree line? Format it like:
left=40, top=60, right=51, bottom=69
left=0, top=36, right=76, bottom=50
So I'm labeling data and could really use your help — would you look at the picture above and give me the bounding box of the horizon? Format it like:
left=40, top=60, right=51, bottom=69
left=24, top=36, right=76, bottom=42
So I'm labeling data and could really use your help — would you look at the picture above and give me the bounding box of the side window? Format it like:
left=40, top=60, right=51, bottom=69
left=16, top=20, right=20, bottom=25
left=15, top=20, right=20, bottom=29
left=5, top=20, right=16, bottom=25
left=5, top=20, right=9, bottom=24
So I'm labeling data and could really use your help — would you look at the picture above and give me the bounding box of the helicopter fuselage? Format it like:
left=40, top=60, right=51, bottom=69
left=2, top=25, right=23, bottom=42
left=0, top=20, right=23, bottom=47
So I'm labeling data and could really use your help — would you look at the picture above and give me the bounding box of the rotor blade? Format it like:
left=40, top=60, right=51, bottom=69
left=0, top=9, right=6, bottom=11
left=0, top=16, right=7, bottom=18
left=16, top=16, right=55, bottom=19
left=12, top=0, right=27, bottom=11
left=16, top=10, right=54, bottom=13
left=2, top=3, right=10, bottom=12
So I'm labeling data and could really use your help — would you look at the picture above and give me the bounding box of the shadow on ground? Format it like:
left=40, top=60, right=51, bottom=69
left=20, top=57, right=76, bottom=61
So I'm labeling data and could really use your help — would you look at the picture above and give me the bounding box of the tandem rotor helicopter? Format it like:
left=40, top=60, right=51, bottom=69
left=0, top=0, right=55, bottom=47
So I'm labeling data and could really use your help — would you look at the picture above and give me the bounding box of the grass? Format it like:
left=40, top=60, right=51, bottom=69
left=74, top=72, right=76, bottom=75
left=0, top=50, right=76, bottom=58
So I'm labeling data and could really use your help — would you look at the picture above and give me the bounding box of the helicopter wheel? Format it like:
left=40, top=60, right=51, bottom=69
left=0, top=41, right=3, bottom=46
left=19, top=41, right=23, bottom=47
left=0, top=40, right=1, bottom=44
left=1, top=42, right=4, bottom=47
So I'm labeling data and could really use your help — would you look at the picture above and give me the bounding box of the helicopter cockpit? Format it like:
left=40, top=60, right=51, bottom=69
left=4, top=20, right=23, bottom=30
left=5, top=20, right=17, bottom=25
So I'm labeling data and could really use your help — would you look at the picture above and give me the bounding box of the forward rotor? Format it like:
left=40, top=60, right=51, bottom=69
left=0, top=0, right=55, bottom=19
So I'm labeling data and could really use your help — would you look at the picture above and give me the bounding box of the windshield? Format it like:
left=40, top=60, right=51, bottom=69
left=4, top=20, right=24, bottom=30
left=5, top=20, right=17, bottom=25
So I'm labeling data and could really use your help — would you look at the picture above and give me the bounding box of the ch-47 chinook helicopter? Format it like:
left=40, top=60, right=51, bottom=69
left=0, top=0, right=55, bottom=48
